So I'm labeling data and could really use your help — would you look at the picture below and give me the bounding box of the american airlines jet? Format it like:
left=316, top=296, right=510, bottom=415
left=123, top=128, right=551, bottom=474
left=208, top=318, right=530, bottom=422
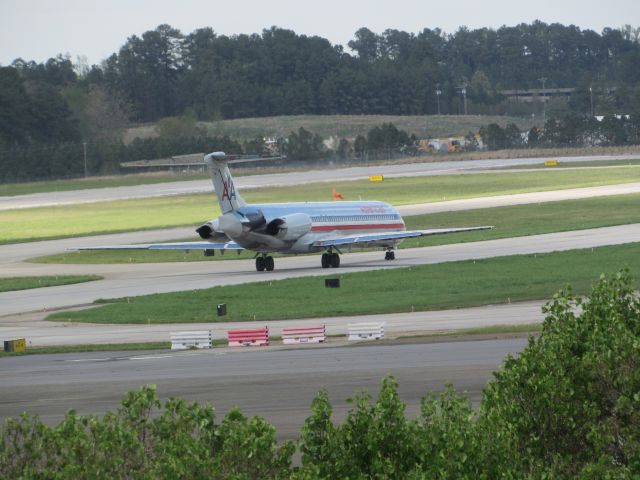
left=82, top=152, right=492, bottom=271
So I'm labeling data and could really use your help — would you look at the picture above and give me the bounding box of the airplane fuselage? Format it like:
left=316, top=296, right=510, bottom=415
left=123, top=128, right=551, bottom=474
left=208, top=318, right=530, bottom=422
left=220, top=200, right=406, bottom=253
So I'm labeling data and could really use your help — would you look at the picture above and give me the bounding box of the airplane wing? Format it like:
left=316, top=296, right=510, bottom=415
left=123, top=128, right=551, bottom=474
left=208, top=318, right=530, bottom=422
left=311, top=226, right=494, bottom=248
left=77, top=241, right=244, bottom=251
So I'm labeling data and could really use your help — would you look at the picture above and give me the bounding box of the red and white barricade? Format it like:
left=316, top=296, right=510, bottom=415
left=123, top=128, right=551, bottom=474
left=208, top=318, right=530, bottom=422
left=227, top=326, right=269, bottom=347
left=281, top=325, right=326, bottom=344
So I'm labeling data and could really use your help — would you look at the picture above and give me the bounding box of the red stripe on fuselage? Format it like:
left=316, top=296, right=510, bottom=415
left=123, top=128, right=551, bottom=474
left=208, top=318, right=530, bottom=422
left=311, top=223, right=405, bottom=231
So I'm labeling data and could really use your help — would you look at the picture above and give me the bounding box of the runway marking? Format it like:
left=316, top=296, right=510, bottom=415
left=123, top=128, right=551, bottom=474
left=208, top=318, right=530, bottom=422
left=129, top=354, right=174, bottom=360
left=65, top=358, right=111, bottom=363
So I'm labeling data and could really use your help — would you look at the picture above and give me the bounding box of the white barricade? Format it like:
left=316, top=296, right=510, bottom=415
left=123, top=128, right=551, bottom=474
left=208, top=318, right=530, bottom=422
left=347, top=322, right=385, bottom=341
left=281, top=325, right=326, bottom=344
left=170, top=331, right=212, bottom=350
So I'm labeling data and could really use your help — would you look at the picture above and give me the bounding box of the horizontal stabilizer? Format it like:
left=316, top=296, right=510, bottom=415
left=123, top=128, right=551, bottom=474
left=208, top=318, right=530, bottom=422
left=77, top=241, right=244, bottom=251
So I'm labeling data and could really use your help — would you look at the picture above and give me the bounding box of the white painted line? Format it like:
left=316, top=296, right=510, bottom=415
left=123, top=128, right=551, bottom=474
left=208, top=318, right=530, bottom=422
left=129, top=355, right=174, bottom=360
left=65, top=358, right=111, bottom=363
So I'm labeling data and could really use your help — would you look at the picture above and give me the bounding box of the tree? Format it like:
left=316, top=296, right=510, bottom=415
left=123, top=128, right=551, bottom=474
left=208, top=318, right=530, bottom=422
left=479, top=271, right=640, bottom=478
left=479, top=123, right=506, bottom=150
left=284, top=127, right=325, bottom=161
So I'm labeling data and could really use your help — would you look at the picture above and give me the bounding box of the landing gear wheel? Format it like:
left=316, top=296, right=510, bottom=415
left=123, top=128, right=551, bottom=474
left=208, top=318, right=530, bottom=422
left=265, top=255, right=275, bottom=271
left=256, top=256, right=265, bottom=271
left=321, top=253, right=330, bottom=268
left=330, top=252, right=340, bottom=268
left=385, top=251, right=395, bottom=261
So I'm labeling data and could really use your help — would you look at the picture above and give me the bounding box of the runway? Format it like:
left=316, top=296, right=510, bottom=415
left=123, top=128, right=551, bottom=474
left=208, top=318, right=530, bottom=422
left=2, top=182, right=640, bottom=266
left=0, top=337, right=527, bottom=438
left=2, top=223, right=639, bottom=318
left=2, top=153, right=637, bottom=210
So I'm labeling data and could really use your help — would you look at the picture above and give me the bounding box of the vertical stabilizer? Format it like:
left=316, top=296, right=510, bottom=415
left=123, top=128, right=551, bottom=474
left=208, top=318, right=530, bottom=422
left=204, top=152, right=247, bottom=214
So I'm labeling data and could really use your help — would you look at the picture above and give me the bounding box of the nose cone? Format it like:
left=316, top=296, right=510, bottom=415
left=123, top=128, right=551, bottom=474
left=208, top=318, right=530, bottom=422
left=218, top=212, right=243, bottom=237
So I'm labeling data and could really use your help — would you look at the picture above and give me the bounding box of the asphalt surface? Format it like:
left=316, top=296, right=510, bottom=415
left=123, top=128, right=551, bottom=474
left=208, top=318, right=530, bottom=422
left=2, top=300, right=545, bottom=347
left=2, top=153, right=638, bottom=210
left=0, top=338, right=527, bottom=438
left=2, top=223, right=639, bottom=319
left=2, top=182, right=640, bottom=266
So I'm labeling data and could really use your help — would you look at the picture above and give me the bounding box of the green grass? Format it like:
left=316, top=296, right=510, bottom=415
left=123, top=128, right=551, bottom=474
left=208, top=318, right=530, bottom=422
left=0, top=173, right=209, bottom=197
left=4, top=166, right=640, bottom=244
left=496, top=159, right=640, bottom=170
left=31, top=192, right=640, bottom=264
left=47, top=243, right=640, bottom=324
left=398, top=323, right=543, bottom=339
left=0, top=342, right=170, bottom=357
left=0, top=275, right=102, bottom=292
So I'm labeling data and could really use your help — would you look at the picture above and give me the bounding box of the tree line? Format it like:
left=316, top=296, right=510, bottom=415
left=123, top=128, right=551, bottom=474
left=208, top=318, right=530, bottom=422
left=0, top=121, right=419, bottom=182
left=3, top=112, right=640, bottom=182
left=1, top=272, right=638, bottom=478
left=478, top=113, right=640, bottom=150
left=3, top=22, right=640, bottom=137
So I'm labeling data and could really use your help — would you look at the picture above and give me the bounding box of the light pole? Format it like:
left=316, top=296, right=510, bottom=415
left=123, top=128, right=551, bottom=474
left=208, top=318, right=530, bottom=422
left=82, top=141, right=88, bottom=177
left=435, top=87, right=442, bottom=115
left=589, top=86, right=594, bottom=117
left=461, top=87, right=467, bottom=115
left=539, top=77, right=547, bottom=123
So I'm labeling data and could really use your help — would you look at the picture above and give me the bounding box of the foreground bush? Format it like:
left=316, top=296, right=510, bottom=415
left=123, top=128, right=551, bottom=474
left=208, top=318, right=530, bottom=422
left=479, top=270, right=640, bottom=478
left=0, top=387, right=294, bottom=479
left=1, top=272, right=638, bottom=478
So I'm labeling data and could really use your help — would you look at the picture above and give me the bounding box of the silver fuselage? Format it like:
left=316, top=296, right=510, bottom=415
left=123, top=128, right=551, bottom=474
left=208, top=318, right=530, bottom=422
left=221, top=201, right=405, bottom=253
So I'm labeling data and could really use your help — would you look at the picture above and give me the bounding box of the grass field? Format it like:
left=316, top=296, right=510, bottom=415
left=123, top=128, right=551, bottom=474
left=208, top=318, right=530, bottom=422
left=0, top=172, right=209, bottom=197
left=0, top=342, right=170, bottom=357
left=47, top=243, right=640, bottom=324
left=497, top=159, right=640, bottom=170
left=31, top=192, right=640, bottom=264
left=0, top=275, right=102, bottom=292
left=125, top=114, right=539, bottom=143
left=4, top=167, right=640, bottom=244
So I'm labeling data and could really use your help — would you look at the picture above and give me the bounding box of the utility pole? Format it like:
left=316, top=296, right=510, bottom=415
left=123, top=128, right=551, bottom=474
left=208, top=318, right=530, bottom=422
left=539, top=77, right=547, bottom=123
left=83, top=141, right=88, bottom=177
left=589, top=86, right=594, bottom=117
left=435, top=86, right=442, bottom=115
left=457, top=83, right=468, bottom=115
left=462, top=86, right=467, bottom=115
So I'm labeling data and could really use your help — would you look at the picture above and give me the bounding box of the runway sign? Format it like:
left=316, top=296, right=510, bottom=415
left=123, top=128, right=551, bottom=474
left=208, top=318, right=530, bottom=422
left=3, top=338, right=26, bottom=353
left=369, top=175, right=384, bottom=182
left=544, top=159, right=558, bottom=167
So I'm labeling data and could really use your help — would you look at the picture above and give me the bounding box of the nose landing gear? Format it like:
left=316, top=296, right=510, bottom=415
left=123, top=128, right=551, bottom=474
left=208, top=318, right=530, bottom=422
left=255, top=254, right=275, bottom=271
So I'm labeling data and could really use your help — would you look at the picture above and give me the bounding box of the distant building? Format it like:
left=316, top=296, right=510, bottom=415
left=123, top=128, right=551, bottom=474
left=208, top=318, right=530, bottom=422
left=500, top=88, right=575, bottom=103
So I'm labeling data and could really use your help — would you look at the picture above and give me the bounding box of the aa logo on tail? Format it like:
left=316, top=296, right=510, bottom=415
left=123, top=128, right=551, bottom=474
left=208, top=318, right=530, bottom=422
left=221, top=175, right=236, bottom=201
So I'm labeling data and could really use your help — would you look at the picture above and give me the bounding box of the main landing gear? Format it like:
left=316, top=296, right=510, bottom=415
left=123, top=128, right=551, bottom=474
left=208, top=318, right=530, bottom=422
left=255, top=254, right=275, bottom=272
left=321, top=252, right=340, bottom=268
left=384, top=250, right=396, bottom=261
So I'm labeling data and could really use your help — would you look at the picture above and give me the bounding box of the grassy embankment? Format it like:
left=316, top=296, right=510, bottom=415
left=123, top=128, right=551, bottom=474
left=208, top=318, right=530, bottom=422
left=32, top=192, right=640, bottom=264
left=0, top=342, right=170, bottom=357
left=0, top=275, right=102, bottom=292
left=3, top=166, right=640, bottom=245
left=125, top=114, right=538, bottom=143
left=47, top=242, right=640, bottom=324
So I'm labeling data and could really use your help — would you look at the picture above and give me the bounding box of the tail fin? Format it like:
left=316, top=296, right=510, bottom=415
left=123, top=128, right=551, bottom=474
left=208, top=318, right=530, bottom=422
left=204, top=152, right=247, bottom=214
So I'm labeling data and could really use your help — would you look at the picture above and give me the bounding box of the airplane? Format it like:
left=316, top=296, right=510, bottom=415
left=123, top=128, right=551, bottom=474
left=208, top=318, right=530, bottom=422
left=80, top=152, right=493, bottom=271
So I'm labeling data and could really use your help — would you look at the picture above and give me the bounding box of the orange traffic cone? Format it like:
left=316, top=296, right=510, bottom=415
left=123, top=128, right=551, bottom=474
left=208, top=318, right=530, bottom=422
left=332, top=187, right=345, bottom=200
